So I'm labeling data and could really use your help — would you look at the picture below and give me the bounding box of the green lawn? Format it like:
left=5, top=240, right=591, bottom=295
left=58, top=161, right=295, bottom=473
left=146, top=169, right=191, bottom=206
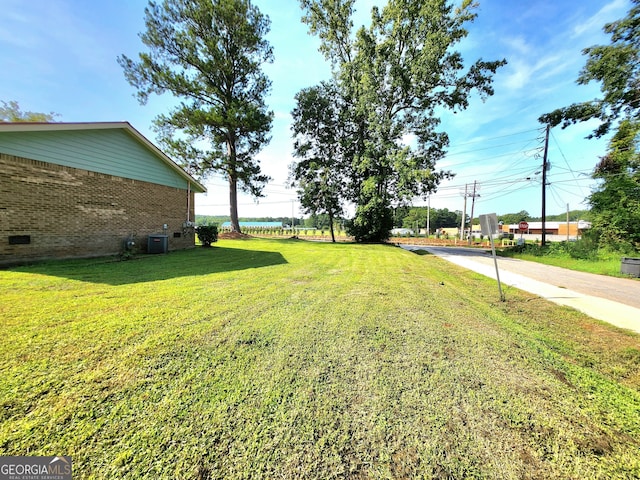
left=500, top=252, right=626, bottom=277
left=1, top=238, right=639, bottom=479
left=497, top=244, right=635, bottom=278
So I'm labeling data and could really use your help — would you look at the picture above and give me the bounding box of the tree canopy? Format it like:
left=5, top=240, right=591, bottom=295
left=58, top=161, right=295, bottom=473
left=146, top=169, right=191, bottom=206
left=290, top=82, right=346, bottom=242
left=295, top=0, right=505, bottom=242
left=0, top=100, right=59, bottom=122
left=589, top=120, right=640, bottom=251
left=498, top=210, right=530, bottom=225
left=119, top=0, right=273, bottom=233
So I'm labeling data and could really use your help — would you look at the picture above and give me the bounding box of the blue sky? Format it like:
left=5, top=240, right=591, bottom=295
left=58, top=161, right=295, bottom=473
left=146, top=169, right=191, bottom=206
left=0, top=0, right=631, bottom=220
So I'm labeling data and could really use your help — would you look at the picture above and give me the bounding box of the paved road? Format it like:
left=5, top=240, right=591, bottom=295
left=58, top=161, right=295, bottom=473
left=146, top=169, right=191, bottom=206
left=401, top=245, right=640, bottom=334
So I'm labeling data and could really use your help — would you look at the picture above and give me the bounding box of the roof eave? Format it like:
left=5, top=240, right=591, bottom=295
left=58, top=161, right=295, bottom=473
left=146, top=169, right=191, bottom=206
left=0, top=121, right=207, bottom=193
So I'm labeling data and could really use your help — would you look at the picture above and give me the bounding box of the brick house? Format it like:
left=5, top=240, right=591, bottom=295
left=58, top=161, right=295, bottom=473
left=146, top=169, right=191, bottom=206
left=0, top=122, right=206, bottom=265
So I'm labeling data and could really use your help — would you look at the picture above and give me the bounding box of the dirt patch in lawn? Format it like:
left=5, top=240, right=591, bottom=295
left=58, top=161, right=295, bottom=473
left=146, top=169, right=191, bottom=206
left=218, top=231, right=253, bottom=240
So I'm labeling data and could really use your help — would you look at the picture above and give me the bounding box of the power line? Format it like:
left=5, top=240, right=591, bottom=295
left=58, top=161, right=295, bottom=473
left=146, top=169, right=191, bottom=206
left=549, top=183, right=590, bottom=200
left=475, top=183, right=536, bottom=203
left=445, top=137, right=543, bottom=158
left=441, top=147, right=543, bottom=169
left=197, top=199, right=295, bottom=207
left=550, top=129, right=589, bottom=198
left=447, top=165, right=541, bottom=185
left=435, top=167, right=542, bottom=191
left=549, top=184, right=568, bottom=210
left=445, top=127, right=542, bottom=148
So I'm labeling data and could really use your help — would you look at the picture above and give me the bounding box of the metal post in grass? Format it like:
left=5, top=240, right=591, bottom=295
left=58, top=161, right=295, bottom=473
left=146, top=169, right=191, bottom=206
left=480, top=213, right=505, bottom=302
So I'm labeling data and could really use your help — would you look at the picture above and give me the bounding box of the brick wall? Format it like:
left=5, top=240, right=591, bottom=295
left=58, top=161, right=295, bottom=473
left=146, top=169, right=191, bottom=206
left=0, top=153, right=197, bottom=265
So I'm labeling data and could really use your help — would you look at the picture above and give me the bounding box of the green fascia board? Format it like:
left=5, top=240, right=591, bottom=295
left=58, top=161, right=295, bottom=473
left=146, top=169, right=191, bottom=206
left=0, top=122, right=206, bottom=193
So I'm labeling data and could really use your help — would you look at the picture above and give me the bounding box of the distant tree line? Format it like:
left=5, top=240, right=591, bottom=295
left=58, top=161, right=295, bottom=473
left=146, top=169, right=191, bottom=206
left=394, top=207, right=464, bottom=232
left=394, top=208, right=593, bottom=232
left=197, top=214, right=346, bottom=230
left=196, top=215, right=306, bottom=228
left=497, top=210, right=592, bottom=225
left=197, top=208, right=593, bottom=233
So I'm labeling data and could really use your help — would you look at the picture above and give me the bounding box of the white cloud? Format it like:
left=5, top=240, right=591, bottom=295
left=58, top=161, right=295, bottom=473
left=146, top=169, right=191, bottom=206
left=501, top=40, right=574, bottom=91
left=572, top=0, right=628, bottom=38
left=503, top=36, right=532, bottom=56
left=503, top=59, right=532, bottom=91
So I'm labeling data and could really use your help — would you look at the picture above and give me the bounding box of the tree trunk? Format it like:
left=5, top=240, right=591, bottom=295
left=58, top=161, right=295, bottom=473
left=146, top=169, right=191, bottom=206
left=227, top=137, right=241, bottom=233
left=329, top=211, right=336, bottom=243
left=229, top=174, right=240, bottom=232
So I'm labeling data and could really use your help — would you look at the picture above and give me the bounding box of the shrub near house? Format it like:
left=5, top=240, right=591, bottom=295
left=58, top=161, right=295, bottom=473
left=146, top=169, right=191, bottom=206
left=196, top=225, right=218, bottom=247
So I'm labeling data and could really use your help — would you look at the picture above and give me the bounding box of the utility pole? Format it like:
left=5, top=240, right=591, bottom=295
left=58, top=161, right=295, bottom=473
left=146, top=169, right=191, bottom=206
left=460, top=184, right=468, bottom=241
left=468, top=181, right=479, bottom=245
left=566, top=203, right=570, bottom=243
left=542, top=124, right=550, bottom=247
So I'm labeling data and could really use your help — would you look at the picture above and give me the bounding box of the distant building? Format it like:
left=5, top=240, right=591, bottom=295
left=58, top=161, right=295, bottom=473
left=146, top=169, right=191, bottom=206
left=440, top=227, right=459, bottom=237
left=505, top=221, right=591, bottom=237
left=466, top=220, right=591, bottom=241
left=0, top=122, right=206, bottom=265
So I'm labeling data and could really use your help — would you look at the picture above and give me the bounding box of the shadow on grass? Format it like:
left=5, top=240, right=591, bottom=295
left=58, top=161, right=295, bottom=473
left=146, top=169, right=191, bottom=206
left=7, top=246, right=288, bottom=286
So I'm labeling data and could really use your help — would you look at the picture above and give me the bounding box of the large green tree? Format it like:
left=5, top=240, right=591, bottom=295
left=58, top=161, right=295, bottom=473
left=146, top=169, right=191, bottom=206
left=298, top=0, right=505, bottom=242
left=539, top=0, right=640, bottom=251
left=0, top=100, right=59, bottom=122
left=589, top=120, right=640, bottom=251
left=290, top=83, right=346, bottom=242
left=119, top=0, right=273, bottom=233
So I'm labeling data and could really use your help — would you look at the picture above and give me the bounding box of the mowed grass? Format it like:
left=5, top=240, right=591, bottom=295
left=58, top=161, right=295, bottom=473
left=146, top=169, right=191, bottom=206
left=1, top=238, right=639, bottom=479
left=498, top=250, right=627, bottom=277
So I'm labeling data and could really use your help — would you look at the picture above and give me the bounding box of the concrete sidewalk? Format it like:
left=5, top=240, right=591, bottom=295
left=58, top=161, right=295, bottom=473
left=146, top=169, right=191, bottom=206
left=403, top=245, right=640, bottom=334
